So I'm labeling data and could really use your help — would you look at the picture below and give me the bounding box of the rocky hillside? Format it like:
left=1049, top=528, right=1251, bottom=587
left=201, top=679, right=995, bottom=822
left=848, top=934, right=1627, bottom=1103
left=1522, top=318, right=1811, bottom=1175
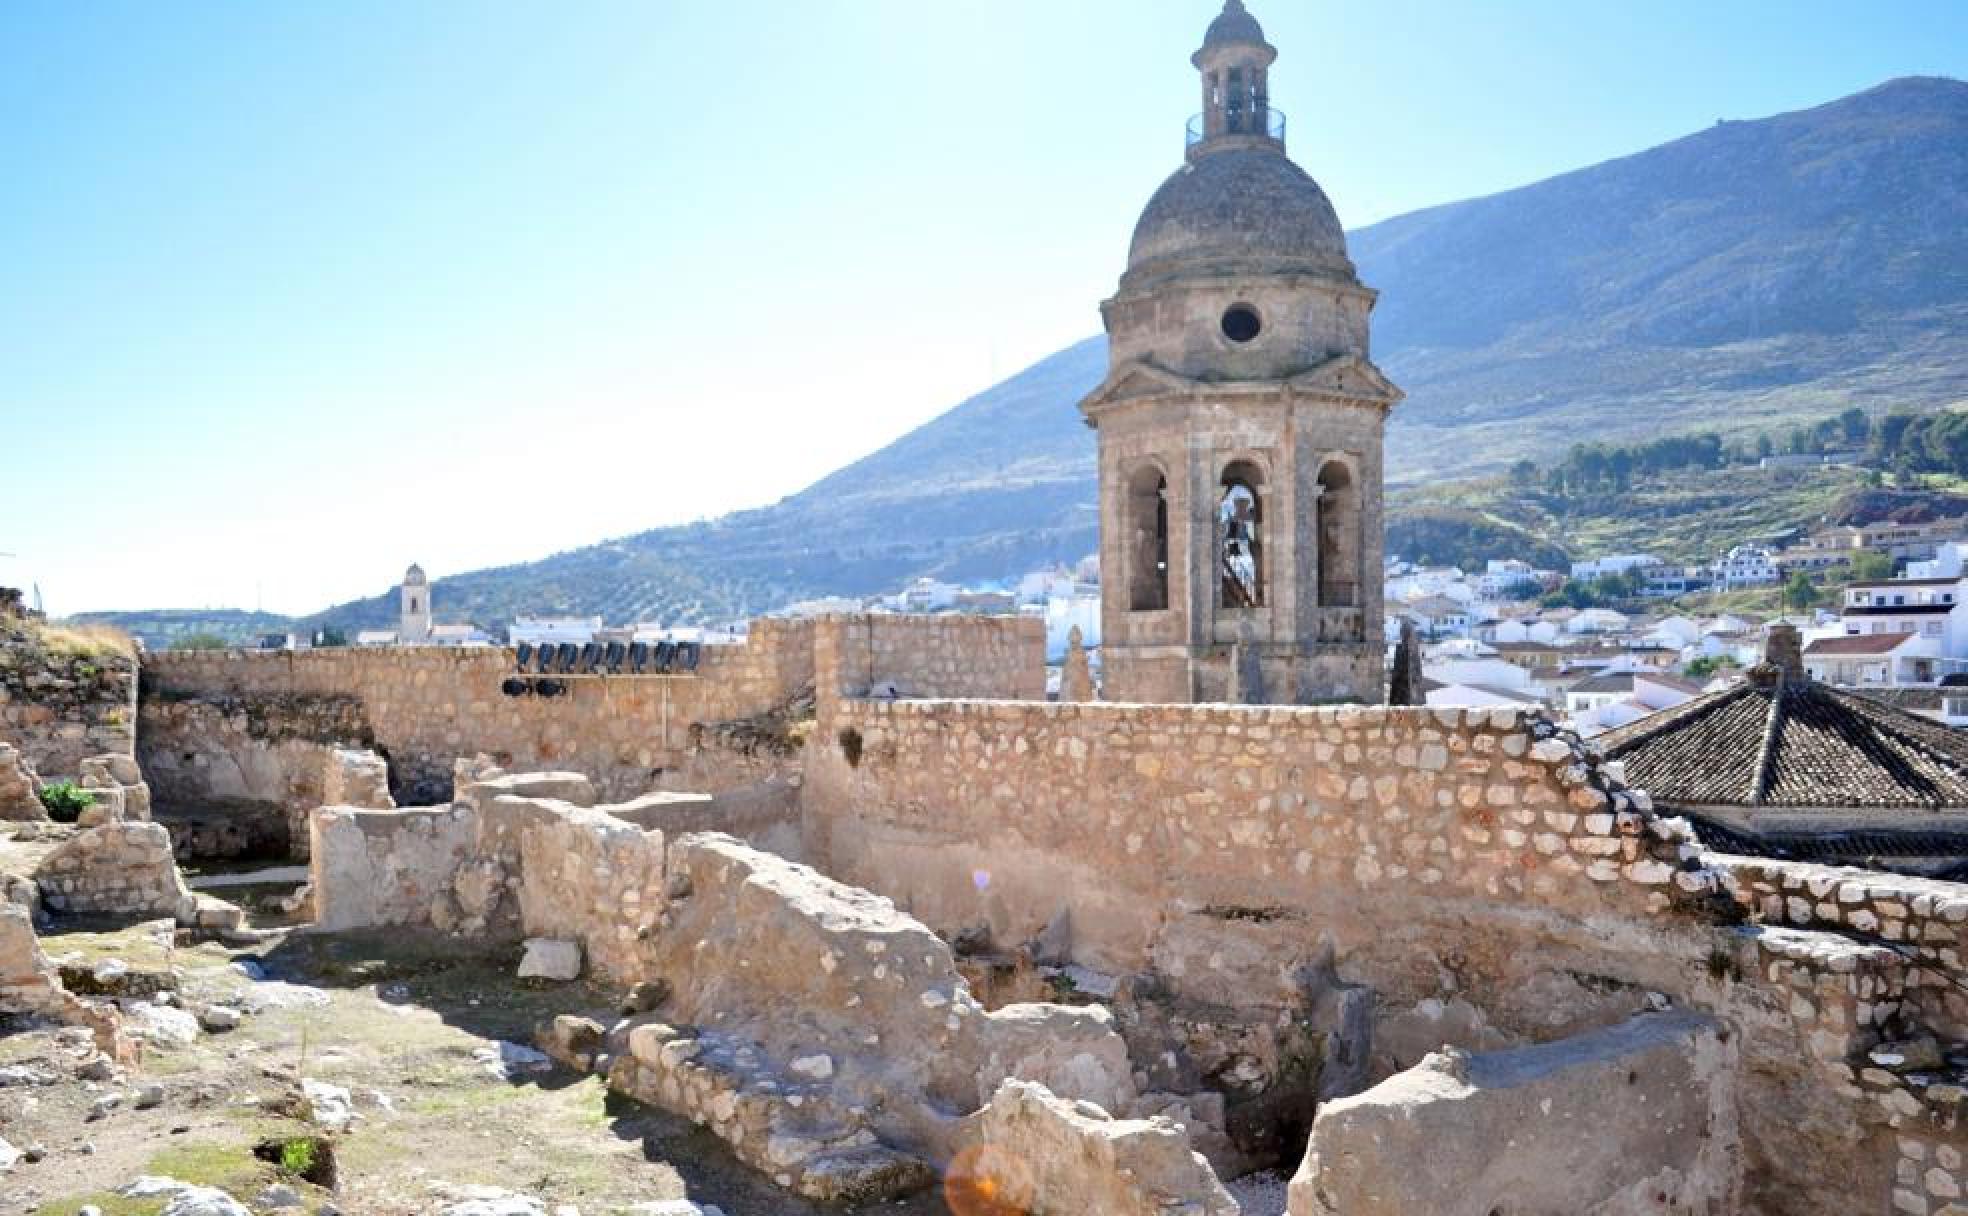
left=287, top=78, right=1968, bottom=627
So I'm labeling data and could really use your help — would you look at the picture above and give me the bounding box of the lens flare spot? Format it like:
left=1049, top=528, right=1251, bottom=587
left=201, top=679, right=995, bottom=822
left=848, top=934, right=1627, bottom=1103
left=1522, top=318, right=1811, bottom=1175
left=972, top=868, right=992, bottom=891
left=945, top=1142, right=1036, bottom=1216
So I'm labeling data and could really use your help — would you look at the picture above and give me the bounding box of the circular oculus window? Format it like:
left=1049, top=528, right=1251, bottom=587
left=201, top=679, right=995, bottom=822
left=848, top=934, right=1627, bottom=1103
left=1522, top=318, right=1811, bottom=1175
left=1221, top=304, right=1262, bottom=344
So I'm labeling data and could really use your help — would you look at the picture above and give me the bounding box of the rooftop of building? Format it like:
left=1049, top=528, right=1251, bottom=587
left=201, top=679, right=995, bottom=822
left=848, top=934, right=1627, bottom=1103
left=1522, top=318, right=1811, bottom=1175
left=1599, top=630, right=1968, bottom=812
left=1803, top=632, right=1918, bottom=656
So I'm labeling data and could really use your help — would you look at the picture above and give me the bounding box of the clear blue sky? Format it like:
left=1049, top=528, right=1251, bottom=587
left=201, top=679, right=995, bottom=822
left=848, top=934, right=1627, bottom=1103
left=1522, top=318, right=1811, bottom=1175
left=4, top=1, right=1961, bottom=618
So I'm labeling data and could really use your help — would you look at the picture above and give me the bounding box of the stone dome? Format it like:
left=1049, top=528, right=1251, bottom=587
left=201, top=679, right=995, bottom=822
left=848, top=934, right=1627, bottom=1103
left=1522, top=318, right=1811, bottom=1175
left=1202, top=0, right=1268, bottom=49
left=404, top=563, right=428, bottom=585
left=1124, top=147, right=1354, bottom=287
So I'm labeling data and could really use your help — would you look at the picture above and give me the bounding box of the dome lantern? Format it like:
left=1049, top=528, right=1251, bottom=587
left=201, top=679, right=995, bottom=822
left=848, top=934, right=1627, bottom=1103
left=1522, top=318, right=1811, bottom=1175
left=1189, top=0, right=1283, bottom=160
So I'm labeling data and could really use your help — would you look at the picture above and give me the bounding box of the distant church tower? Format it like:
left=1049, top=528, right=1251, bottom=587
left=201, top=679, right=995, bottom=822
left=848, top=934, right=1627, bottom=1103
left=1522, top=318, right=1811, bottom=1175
left=400, top=563, right=432, bottom=644
left=1081, top=0, right=1401, bottom=705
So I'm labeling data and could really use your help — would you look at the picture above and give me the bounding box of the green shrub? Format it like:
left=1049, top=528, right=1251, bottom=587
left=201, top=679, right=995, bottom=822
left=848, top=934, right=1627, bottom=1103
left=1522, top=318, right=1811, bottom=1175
left=279, top=1138, right=316, bottom=1176
left=37, top=781, right=95, bottom=823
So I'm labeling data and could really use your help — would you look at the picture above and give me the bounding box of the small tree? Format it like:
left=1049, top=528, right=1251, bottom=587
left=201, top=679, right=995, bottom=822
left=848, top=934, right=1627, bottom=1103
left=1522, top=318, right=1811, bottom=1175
left=1849, top=551, right=1894, bottom=583
left=1784, top=572, right=1819, bottom=613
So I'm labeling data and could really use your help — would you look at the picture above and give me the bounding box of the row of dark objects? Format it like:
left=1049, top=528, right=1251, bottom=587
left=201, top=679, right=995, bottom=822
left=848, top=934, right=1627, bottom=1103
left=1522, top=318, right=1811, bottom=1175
left=511, top=639, right=702, bottom=676
left=503, top=677, right=571, bottom=698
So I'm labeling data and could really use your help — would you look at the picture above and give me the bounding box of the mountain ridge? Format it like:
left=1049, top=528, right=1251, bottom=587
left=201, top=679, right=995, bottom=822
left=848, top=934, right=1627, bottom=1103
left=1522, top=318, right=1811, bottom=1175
left=127, top=76, right=1968, bottom=632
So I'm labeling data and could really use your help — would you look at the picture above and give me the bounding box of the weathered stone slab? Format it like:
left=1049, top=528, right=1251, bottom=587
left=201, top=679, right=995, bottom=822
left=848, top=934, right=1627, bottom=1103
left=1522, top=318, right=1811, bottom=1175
left=1288, top=1011, right=1737, bottom=1215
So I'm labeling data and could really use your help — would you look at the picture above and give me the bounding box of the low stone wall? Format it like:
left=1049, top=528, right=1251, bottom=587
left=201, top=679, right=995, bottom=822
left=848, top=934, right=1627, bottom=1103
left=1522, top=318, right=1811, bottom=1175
left=0, top=621, right=138, bottom=778
left=309, top=767, right=795, bottom=968
left=33, top=821, right=190, bottom=921
left=143, top=619, right=818, bottom=802
left=602, top=789, right=803, bottom=865
left=1713, top=854, right=1968, bottom=1041
left=605, top=833, right=1141, bottom=1198
left=310, top=805, right=477, bottom=933
left=308, top=785, right=1170, bottom=1202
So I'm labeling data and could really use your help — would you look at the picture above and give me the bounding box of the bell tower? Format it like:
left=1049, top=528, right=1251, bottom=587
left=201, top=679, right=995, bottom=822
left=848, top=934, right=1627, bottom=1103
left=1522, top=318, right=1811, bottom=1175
left=1080, top=0, right=1401, bottom=705
left=400, top=563, right=432, bottom=644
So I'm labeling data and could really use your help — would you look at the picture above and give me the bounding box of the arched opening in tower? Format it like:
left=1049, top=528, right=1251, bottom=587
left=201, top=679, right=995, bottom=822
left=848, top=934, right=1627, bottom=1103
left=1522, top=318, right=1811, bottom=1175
left=1127, top=465, right=1170, bottom=612
left=1219, top=462, right=1265, bottom=609
left=1317, top=460, right=1358, bottom=608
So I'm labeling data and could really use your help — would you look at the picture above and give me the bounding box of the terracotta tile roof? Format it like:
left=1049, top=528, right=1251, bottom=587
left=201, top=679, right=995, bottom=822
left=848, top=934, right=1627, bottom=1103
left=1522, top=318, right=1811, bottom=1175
left=1803, top=632, right=1917, bottom=656
left=1599, top=666, right=1968, bottom=811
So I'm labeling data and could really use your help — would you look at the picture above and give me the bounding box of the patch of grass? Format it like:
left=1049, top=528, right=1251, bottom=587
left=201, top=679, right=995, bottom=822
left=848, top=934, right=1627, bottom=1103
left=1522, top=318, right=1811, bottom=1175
left=33, top=1140, right=282, bottom=1216
left=146, top=1139, right=279, bottom=1197
left=31, top=620, right=136, bottom=660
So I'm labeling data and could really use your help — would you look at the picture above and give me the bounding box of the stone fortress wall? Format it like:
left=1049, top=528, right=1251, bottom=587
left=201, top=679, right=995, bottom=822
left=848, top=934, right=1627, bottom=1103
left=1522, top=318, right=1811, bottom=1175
left=139, top=617, right=822, bottom=803
left=0, top=620, right=137, bottom=779
left=69, top=611, right=1968, bottom=1212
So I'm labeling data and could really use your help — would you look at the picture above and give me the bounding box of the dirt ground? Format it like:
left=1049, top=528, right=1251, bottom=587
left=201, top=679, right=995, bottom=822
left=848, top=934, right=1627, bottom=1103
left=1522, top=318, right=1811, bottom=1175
left=2, top=919, right=952, bottom=1216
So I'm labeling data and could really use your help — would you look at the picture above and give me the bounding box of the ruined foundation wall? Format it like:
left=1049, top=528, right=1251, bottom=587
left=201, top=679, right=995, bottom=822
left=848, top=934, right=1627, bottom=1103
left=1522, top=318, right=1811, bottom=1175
left=310, top=805, right=478, bottom=932
left=1713, top=855, right=1968, bottom=1040
left=0, top=622, right=138, bottom=778
left=142, top=619, right=817, bottom=802
left=137, top=692, right=373, bottom=808
left=33, top=821, right=190, bottom=921
left=801, top=698, right=1968, bottom=1214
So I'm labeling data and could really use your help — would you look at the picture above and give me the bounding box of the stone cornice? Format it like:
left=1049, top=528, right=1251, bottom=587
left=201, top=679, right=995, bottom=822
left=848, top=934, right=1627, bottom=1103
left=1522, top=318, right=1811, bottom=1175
left=1079, top=354, right=1402, bottom=424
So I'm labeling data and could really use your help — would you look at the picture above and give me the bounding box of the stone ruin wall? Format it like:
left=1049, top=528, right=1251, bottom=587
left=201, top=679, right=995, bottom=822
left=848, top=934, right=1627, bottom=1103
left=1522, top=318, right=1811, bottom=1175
left=139, top=617, right=820, bottom=804
left=798, top=696, right=1968, bottom=1214
left=78, top=611, right=1968, bottom=1211
left=309, top=785, right=1150, bottom=1202
left=137, top=691, right=374, bottom=808
left=33, top=821, right=189, bottom=921
left=0, top=622, right=138, bottom=779
left=309, top=768, right=791, bottom=976
left=805, top=700, right=1712, bottom=1013
left=136, top=692, right=391, bottom=858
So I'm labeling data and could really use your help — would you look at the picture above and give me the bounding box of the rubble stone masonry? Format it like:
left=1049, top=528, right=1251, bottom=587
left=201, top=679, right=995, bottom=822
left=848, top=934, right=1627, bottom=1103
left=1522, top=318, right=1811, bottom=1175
left=0, top=622, right=137, bottom=778
left=799, top=697, right=1965, bottom=1213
